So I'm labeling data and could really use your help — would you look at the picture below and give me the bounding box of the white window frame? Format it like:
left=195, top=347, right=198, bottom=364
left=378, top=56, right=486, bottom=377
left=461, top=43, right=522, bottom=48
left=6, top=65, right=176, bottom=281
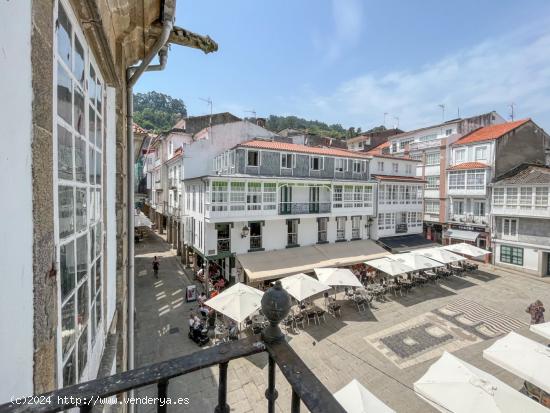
left=454, top=149, right=466, bottom=164
left=281, top=153, right=294, bottom=169
left=246, top=150, right=260, bottom=167
left=310, top=156, right=324, bottom=171
left=54, top=0, right=105, bottom=387
left=334, top=158, right=345, bottom=172
left=425, top=152, right=439, bottom=166
left=475, top=146, right=488, bottom=161
left=352, top=160, right=362, bottom=173
left=377, top=161, right=384, bottom=172
left=502, top=218, right=518, bottom=240
left=392, top=163, right=399, bottom=173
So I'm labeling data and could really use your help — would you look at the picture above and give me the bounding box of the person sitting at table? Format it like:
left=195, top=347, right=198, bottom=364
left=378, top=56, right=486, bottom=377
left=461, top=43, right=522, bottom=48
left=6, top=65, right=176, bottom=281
left=228, top=321, right=239, bottom=340
left=198, top=304, right=209, bottom=318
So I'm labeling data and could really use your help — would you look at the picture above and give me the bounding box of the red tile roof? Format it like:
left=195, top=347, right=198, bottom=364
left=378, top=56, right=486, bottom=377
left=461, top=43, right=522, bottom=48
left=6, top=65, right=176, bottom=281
left=453, top=119, right=530, bottom=146
left=365, top=141, right=390, bottom=155
left=133, top=123, right=148, bottom=134
left=372, top=174, right=427, bottom=183
left=447, top=162, right=490, bottom=171
left=237, top=139, right=369, bottom=159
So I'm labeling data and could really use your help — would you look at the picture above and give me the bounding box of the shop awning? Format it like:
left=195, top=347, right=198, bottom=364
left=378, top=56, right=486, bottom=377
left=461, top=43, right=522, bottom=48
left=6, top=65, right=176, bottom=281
left=444, top=229, right=480, bottom=242
left=377, top=234, right=438, bottom=253
left=236, top=240, right=389, bottom=282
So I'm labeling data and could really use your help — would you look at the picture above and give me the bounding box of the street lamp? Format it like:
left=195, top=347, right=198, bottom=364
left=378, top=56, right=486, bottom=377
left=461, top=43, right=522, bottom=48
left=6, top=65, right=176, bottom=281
left=241, top=225, right=249, bottom=238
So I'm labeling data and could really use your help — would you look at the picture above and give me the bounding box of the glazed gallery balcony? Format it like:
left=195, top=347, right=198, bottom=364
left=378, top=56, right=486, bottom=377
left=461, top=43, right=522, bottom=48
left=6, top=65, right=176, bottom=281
left=279, top=202, right=331, bottom=215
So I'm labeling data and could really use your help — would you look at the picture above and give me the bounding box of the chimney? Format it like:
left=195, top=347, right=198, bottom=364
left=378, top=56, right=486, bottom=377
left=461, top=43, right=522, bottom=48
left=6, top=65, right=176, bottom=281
left=256, top=117, right=266, bottom=128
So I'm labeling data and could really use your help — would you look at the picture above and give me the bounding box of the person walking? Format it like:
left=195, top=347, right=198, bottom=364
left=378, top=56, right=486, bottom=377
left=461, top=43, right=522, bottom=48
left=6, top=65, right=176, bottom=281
left=152, top=256, right=160, bottom=279
left=526, top=299, right=545, bottom=324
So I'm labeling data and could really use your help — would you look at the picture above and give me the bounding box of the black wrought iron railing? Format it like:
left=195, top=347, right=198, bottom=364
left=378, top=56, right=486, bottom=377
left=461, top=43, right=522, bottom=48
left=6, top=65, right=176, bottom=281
left=0, top=285, right=345, bottom=413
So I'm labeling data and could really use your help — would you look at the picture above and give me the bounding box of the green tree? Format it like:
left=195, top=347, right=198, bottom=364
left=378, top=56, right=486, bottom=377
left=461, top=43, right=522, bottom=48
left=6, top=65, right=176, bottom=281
left=133, top=91, right=187, bottom=132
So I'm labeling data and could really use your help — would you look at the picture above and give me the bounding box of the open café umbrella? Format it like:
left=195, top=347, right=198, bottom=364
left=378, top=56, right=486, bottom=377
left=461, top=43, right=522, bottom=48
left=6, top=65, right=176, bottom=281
left=483, top=331, right=550, bottom=395
left=204, top=282, right=264, bottom=323
left=414, top=351, right=547, bottom=413
left=415, top=247, right=466, bottom=264
left=443, top=242, right=490, bottom=258
left=334, top=379, right=396, bottom=413
left=365, top=257, right=414, bottom=276
left=280, top=273, right=331, bottom=302
left=314, top=268, right=362, bottom=288
left=387, top=252, right=443, bottom=272
left=530, top=321, right=550, bottom=341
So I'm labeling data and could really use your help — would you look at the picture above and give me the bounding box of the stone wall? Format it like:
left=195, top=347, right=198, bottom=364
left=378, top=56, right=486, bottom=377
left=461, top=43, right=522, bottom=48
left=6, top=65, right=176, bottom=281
left=31, top=0, right=57, bottom=395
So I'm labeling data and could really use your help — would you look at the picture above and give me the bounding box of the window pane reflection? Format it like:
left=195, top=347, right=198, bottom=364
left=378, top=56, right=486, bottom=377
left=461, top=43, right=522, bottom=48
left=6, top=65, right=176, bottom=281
left=59, top=186, right=74, bottom=239
left=57, top=125, right=73, bottom=180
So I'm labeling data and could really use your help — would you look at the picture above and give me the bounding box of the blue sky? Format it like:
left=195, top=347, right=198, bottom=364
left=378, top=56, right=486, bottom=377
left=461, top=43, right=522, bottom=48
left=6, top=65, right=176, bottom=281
left=135, top=0, right=550, bottom=131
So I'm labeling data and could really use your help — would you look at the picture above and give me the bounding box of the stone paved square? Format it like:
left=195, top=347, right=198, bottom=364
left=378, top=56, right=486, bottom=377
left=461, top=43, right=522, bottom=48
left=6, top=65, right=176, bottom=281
left=134, top=230, right=550, bottom=412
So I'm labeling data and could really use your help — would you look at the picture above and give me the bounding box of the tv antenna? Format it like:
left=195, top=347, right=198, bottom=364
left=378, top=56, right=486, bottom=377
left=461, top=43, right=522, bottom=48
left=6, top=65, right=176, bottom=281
left=244, top=109, right=257, bottom=120
left=438, top=104, right=445, bottom=122
left=393, top=116, right=400, bottom=129
left=509, top=103, right=515, bottom=121
left=383, top=112, right=388, bottom=128
left=199, top=97, right=213, bottom=126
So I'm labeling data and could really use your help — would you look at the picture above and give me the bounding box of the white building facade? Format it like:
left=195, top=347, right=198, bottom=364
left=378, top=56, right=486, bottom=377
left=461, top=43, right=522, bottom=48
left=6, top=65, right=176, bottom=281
left=182, top=140, right=380, bottom=283
left=491, top=164, right=550, bottom=277
left=368, top=155, right=430, bottom=252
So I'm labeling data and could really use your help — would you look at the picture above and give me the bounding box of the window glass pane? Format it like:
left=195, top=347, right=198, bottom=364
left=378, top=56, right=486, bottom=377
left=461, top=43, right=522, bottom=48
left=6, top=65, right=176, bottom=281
left=60, top=240, right=75, bottom=301
left=95, top=151, right=101, bottom=184
left=95, top=257, right=101, bottom=294
left=74, top=136, right=86, bottom=182
left=88, top=105, right=95, bottom=146
left=74, top=86, right=85, bottom=135
left=95, top=290, right=102, bottom=328
left=63, top=350, right=76, bottom=387
left=89, top=147, right=95, bottom=183
left=88, top=65, right=96, bottom=106
left=89, top=225, right=95, bottom=262
left=96, top=79, right=102, bottom=113
left=61, top=295, right=75, bottom=357
left=95, top=223, right=101, bottom=258
left=58, top=125, right=73, bottom=180
left=95, top=189, right=101, bottom=221
left=75, top=188, right=87, bottom=232
left=59, top=186, right=74, bottom=239
left=96, top=116, right=102, bottom=150
left=73, top=36, right=85, bottom=85
left=77, top=279, right=89, bottom=333
left=77, top=327, right=87, bottom=378
left=56, top=4, right=72, bottom=67
left=76, top=234, right=87, bottom=282
left=57, top=66, right=72, bottom=124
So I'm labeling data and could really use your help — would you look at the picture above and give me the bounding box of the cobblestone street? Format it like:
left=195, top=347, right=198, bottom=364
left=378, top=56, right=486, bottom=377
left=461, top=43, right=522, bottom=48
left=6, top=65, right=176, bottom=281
left=134, top=229, right=550, bottom=412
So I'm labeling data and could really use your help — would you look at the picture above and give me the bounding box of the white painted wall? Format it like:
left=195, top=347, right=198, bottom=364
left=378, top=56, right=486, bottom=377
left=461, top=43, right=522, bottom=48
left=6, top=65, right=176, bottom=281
left=0, top=0, right=34, bottom=402
left=184, top=121, right=277, bottom=179
left=495, top=243, right=539, bottom=271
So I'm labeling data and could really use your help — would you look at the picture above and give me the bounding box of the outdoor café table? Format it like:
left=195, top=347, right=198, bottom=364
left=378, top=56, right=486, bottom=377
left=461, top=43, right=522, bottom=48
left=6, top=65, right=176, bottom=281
left=252, top=314, right=267, bottom=325
left=450, top=264, right=463, bottom=273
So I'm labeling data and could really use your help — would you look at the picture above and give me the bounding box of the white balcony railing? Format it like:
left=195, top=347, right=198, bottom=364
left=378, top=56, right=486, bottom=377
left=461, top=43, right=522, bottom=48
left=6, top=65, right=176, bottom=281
left=492, top=205, right=550, bottom=218
left=449, top=214, right=489, bottom=226
left=409, top=140, right=441, bottom=151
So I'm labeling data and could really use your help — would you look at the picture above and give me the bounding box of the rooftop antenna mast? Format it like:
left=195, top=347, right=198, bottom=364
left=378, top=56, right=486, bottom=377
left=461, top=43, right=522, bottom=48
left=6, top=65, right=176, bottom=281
left=393, top=116, right=400, bottom=129
left=244, top=109, right=257, bottom=120
left=438, top=104, right=445, bottom=122
left=383, top=112, right=388, bottom=128
left=509, top=103, right=515, bottom=121
left=199, top=97, right=213, bottom=129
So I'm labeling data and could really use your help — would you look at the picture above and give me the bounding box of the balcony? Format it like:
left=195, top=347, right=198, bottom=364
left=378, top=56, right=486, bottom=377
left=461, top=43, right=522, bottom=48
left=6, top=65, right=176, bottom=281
left=250, top=235, right=262, bottom=250
left=217, top=238, right=230, bottom=253
left=0, top=289, right=344, bottom=413
left=409, top=139, right=442, bottom=151
left=492, top=204, right=550, bottom=218
left=169, top=178, right=178, bottom=190
left=449, top=214, right=489, bottom=226
left=279, top=202, right=331, bottom=215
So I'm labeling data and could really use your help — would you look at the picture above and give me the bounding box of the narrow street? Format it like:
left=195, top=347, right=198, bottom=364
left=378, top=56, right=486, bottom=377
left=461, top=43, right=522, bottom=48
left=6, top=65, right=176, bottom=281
left=133, top=229, right=282, bottom=413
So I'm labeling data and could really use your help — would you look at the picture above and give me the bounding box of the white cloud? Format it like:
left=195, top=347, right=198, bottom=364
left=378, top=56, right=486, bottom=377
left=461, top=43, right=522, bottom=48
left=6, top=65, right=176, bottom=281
left=299, top=20, right=550, bottom=131
left=315, top=0, right=364, bottom=61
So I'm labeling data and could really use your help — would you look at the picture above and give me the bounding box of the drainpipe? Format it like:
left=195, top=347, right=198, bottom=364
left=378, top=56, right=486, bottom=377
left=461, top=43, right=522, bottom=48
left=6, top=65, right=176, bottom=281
left=126, top=4, right=174, bottom=401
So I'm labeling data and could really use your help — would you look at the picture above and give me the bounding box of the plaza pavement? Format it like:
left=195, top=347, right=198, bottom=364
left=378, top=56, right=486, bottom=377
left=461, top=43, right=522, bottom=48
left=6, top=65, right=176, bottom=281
left=134, top=229, right=550, bottom=412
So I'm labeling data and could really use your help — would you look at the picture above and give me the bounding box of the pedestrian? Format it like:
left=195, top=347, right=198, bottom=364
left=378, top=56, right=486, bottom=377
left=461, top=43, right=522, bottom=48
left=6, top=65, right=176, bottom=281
left=152, top=256, right=160, bottom=278
left=526, top=299, right=545, bottom=324
left=197, top=292, right=207, bottom=306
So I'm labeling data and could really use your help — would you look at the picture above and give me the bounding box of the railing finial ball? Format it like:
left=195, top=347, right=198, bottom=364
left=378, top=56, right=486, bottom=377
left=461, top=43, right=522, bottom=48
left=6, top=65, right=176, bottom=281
left=261, top=280, right=291, bottom=343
